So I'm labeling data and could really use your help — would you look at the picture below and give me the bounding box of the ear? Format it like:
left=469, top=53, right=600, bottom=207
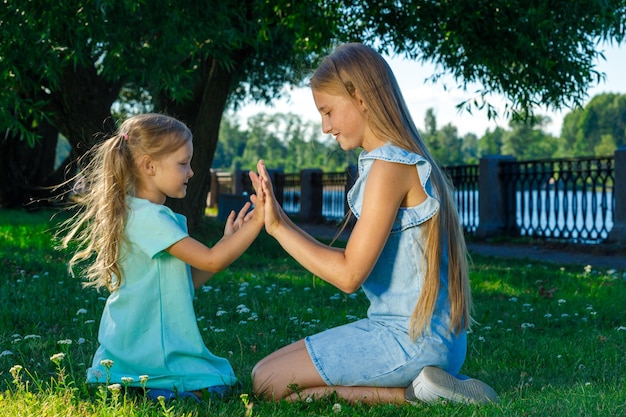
left=139, top=155, right=156, bottom=176
left=353, top=89, right=368, bottom=113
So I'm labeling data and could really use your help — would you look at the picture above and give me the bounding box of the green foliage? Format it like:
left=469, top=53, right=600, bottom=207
left=355, top=0, right=625, bottom=119
left=214, top=112, right=358, bottom=172
left=1, top=209, right=625, bottom=416
left=559, top=93, right=626, bottom=157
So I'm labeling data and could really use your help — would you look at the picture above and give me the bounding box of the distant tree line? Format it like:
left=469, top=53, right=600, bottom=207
left=213, top=112, right=358, bottom=172
left=214, top=93, right=626, bottom=171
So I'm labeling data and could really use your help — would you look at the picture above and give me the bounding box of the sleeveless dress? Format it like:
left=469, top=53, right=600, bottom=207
left=86, top=196, right=237, bottom=391
left=304, top=144, right=466, bottom=387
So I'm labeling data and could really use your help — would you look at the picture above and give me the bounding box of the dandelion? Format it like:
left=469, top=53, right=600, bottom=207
left=100, top=359, right=114, bottom=369
left=333, top=402, right=342, bottom=413
left=50, top=352, right=66, bottom=365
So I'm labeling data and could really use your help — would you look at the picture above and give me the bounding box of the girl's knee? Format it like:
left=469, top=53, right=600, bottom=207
left=251, top=362, right=273, bottom=399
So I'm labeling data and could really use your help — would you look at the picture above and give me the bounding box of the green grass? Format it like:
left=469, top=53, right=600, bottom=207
left=1, top=208, right=625, bottom=416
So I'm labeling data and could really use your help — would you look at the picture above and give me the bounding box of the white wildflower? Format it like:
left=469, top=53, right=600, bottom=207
left=50, top=353, right=66, bottom=364
left=107, top=383, right=122, bottom=392
left=100, top=359, right=114, bottom=369
left=1, top=350, right=14, bottom=358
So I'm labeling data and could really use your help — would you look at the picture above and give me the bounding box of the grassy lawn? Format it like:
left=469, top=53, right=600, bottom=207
left=0, top=208, right=625, bottom=416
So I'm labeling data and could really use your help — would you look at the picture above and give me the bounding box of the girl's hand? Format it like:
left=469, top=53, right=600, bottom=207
left=248, top=168, right=265, bottom=226
left=256, top=160, right=283, bottom=235
left=223, top=202, right=253, bottom=237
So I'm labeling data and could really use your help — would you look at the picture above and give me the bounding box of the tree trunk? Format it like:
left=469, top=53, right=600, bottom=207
left=50, top=64, right=122, bottom=153
left=163, top=58, right=235, bottom=230
left=0, top=121, right=69, bottom=208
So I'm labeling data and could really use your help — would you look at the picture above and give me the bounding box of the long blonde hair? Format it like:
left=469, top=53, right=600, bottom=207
left=59, top=113, right=192, bottom=292
left=311, top=43, right=472, bottom=339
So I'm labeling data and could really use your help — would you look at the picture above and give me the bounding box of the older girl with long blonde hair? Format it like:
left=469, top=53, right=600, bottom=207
left=252, top=43, right=497, bottom=405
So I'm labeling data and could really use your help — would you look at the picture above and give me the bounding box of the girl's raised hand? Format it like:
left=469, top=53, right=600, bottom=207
left=256, top=160, right=282, bottom=235
left=223, top=202, right=253, bottom=237
left=248, top=168, right=265, bottom=226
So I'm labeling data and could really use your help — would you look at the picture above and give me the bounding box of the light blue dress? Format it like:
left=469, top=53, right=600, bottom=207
left=86, top=196, right=237, bottom=391
left=305, top=144, right=466, bottom=387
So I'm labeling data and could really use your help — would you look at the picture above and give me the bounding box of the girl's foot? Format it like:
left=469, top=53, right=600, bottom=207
left=405, top=366, right=498, bottom=405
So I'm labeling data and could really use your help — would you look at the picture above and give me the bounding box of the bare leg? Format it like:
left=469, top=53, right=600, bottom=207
left=252, top=339, right=405, bottom=404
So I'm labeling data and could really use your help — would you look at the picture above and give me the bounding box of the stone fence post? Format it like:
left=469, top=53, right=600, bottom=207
left=299, top=169, right=323, bottom=222
left=476, top=155, right=516, bottom=238
left=608, top=147, right=626, bottom=244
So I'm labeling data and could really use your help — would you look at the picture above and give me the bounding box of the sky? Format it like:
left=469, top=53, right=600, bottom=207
left=237, top=42, right=626, bottom=137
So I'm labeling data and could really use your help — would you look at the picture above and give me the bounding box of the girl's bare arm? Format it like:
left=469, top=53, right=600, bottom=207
left=259, top=159, right=425, bottom=293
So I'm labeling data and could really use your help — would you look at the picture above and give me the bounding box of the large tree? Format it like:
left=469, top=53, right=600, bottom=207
left=2, top=0, right=624, bottom=228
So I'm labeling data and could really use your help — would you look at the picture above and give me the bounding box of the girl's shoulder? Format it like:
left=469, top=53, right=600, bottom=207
left=359, top=143, right=426, bottom=166
left=127, top=196, right=186, bottom=225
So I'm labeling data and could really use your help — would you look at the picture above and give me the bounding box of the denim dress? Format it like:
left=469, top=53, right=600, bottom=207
left=304, top=144, right=466, bottom=387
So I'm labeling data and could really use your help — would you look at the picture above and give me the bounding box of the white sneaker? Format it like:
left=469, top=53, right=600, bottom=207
left=405, top=366, right=499, bottom=405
